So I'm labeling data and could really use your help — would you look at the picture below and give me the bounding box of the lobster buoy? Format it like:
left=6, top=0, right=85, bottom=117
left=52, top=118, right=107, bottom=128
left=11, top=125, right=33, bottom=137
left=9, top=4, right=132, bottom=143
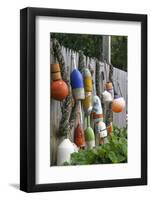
left=83, top=68, right=93, bottom=114
left=92, top=95, right=103, bottom=123
left=102, top=90, right=113, bottom=102
left=74, top=101, right=85, bottom=148
left=105, top=82, right=114, bottom=98
left=57, top=139, right=78, bottom=166
left=112, top=94, right=125, bottom=113
left=74, top=123, right=85, bottom=148
left=70, top=69, right=85, bottom=100
left=95, top=121, right=108, bottom=138
left=51, top=63, right=69, bottom=101
left=83, top=68, right=93, bottom=92
left=83, top=92, right=93, bottom=114
left=84, top=116, right=95, bottom=149
left=70, top=54, right=85, bottom=100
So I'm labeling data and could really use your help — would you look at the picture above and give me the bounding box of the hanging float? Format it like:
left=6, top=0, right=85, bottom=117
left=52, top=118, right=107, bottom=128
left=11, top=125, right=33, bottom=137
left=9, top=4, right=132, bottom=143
left=95, top=121, right=108, bottom=145
left=112, top=94, right=125, bottom=113
left=84, top=116, right=95, bottom=149
left=82, top=68, right=93, bottom=115
left=57, top=138, right=78, bottom=166
left=74, top=102, right=85, bottom=148
left=112, top=81, right=125, bottom=113
left=92, top=95, right=107, bottom=144
left=92, top=95, right=103, bottom=123
left=70, top=55, right=85, bottom=100
left=51, top=63, right=69, bottom=101
left=102, top=90, right=113, bottom=102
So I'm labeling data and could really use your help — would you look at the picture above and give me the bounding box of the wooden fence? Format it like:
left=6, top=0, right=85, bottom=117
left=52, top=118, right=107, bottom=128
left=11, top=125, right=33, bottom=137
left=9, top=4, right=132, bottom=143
left=50, top=46, right=127, bottom=165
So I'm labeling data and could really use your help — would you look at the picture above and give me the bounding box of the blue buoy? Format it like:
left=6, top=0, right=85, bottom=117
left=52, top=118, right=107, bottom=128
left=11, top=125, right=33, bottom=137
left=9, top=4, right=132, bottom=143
left=70, top=69, right=84, bottom=88
left=70, top=69, right=85, bottom=100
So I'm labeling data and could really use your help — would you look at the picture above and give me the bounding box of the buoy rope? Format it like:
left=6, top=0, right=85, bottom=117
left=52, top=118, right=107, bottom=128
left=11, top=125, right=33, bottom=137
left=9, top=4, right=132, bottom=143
left=95, top=60, right=102, bottom=98
left=52, top=39, right=75, bottom=137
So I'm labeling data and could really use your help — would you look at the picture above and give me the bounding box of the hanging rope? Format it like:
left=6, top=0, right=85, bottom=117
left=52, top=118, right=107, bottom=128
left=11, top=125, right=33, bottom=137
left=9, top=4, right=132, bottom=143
left=95, top=60, right=102, bottom=99
left=52, top=39, right=73, bottom=137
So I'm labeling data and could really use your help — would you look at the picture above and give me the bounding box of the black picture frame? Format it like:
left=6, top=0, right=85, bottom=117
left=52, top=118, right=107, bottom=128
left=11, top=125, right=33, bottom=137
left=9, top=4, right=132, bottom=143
left=20, top=7, right=147, bottom=192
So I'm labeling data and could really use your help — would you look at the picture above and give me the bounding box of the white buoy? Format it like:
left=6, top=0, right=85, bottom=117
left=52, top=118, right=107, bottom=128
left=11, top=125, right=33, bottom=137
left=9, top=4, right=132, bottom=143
left=95, top=121, right=108, bottom=138
left=102, top=90, right=113, bottom=102
left=57, top=139, right=78, bottom=166
left=92, top=95, right=103, bottom=123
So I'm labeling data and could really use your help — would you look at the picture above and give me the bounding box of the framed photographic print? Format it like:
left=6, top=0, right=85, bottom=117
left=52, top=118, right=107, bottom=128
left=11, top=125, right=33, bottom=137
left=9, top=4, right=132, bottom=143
left=20, top=7, right=147, bottom=192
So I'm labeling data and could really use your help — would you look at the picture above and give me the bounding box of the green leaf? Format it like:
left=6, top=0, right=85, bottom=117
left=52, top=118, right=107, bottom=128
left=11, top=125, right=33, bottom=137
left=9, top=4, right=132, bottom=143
left=108, top=151, right=118, bottom=163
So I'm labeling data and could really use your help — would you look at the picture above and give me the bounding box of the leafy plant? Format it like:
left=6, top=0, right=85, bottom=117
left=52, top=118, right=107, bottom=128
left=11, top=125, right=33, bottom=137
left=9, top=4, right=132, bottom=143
left=63, top=126, right=127, bottom=165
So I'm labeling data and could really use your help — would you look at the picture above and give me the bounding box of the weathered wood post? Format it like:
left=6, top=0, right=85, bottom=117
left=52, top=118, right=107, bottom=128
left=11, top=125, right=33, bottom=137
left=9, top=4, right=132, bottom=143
left=102, top=36, right=111, bottom=63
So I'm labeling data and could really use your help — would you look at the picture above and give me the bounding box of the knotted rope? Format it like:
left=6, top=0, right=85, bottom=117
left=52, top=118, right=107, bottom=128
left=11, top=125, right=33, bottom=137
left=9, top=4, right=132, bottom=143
left=52, top=39, right=73, bottom=136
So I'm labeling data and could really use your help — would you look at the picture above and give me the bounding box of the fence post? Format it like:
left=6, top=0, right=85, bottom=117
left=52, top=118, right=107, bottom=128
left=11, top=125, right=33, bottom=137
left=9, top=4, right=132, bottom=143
left=102, top=36, right=111, bottom=63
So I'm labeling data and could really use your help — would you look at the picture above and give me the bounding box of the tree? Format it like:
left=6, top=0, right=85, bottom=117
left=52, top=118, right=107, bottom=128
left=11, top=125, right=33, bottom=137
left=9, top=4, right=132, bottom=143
left=51, top=33, right=127, bottom=71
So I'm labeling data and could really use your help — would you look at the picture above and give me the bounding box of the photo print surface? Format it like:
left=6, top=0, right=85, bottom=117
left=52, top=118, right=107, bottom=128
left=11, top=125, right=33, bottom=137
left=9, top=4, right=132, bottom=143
left=50, top=33, right=127, bottom=166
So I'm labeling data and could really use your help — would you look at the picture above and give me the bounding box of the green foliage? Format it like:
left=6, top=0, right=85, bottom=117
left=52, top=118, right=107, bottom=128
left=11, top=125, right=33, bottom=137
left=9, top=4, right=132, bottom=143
left=51, top=33, right=102, bottom=59
left=63, top=126, right=127, bottom=165
left=111, top=36, right=127, bottom=71
left=51, top=33, right=127, bottom=71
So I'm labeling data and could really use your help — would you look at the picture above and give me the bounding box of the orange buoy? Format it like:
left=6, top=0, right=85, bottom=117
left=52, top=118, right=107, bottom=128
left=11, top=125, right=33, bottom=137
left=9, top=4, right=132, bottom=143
left=51, top=80, right=69, bottom=101
left=51, top=63, right=69, bottom=101
left=74, top=123, right=85, bottom=148
left=74, top=102, right=85, bottom=148
left=112, top=95, right=125, bottom=113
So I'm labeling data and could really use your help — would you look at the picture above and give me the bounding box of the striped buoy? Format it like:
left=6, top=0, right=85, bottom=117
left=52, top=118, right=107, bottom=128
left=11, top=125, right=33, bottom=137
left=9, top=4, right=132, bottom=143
left=70, top=55, right=85, bottom=100
left=84, top=116, right=95, bottom=149
left=95, top=121, right=108, bottom=138
left=92, top=95, right=103, bottom=123
left=51, top=63, right=69, bottom=101
left=83, top=68, right=93, bottom=114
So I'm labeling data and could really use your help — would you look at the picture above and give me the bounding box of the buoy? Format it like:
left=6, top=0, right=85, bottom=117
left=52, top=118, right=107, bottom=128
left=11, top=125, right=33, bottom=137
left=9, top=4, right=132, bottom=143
left=95, top=121, right=108, bottom=138
left=83, top=92, right=93, bottom=114
left=74, top=102, right=85, bottom=148
left=71, top=69, right=85, bottom=100
left=105, top=82, right=114, bottom=98
left=51, top=63, right=69, bottom=101
left=83, top=68, right=93, bottom=92
left=57, top=139, right=78, bottom=166
left=92, top=95, right=103, bottom=123
left=84, top=116, right=95, bottom=149
left=74, top=123, right=85, bottom=148
left=102, top=90, right=113, bottom=102
left=51, top=63, right=62, bottom=80
left=112, top=94, right=125, bottom=113
left=82, top=68, right=93, bottom=114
